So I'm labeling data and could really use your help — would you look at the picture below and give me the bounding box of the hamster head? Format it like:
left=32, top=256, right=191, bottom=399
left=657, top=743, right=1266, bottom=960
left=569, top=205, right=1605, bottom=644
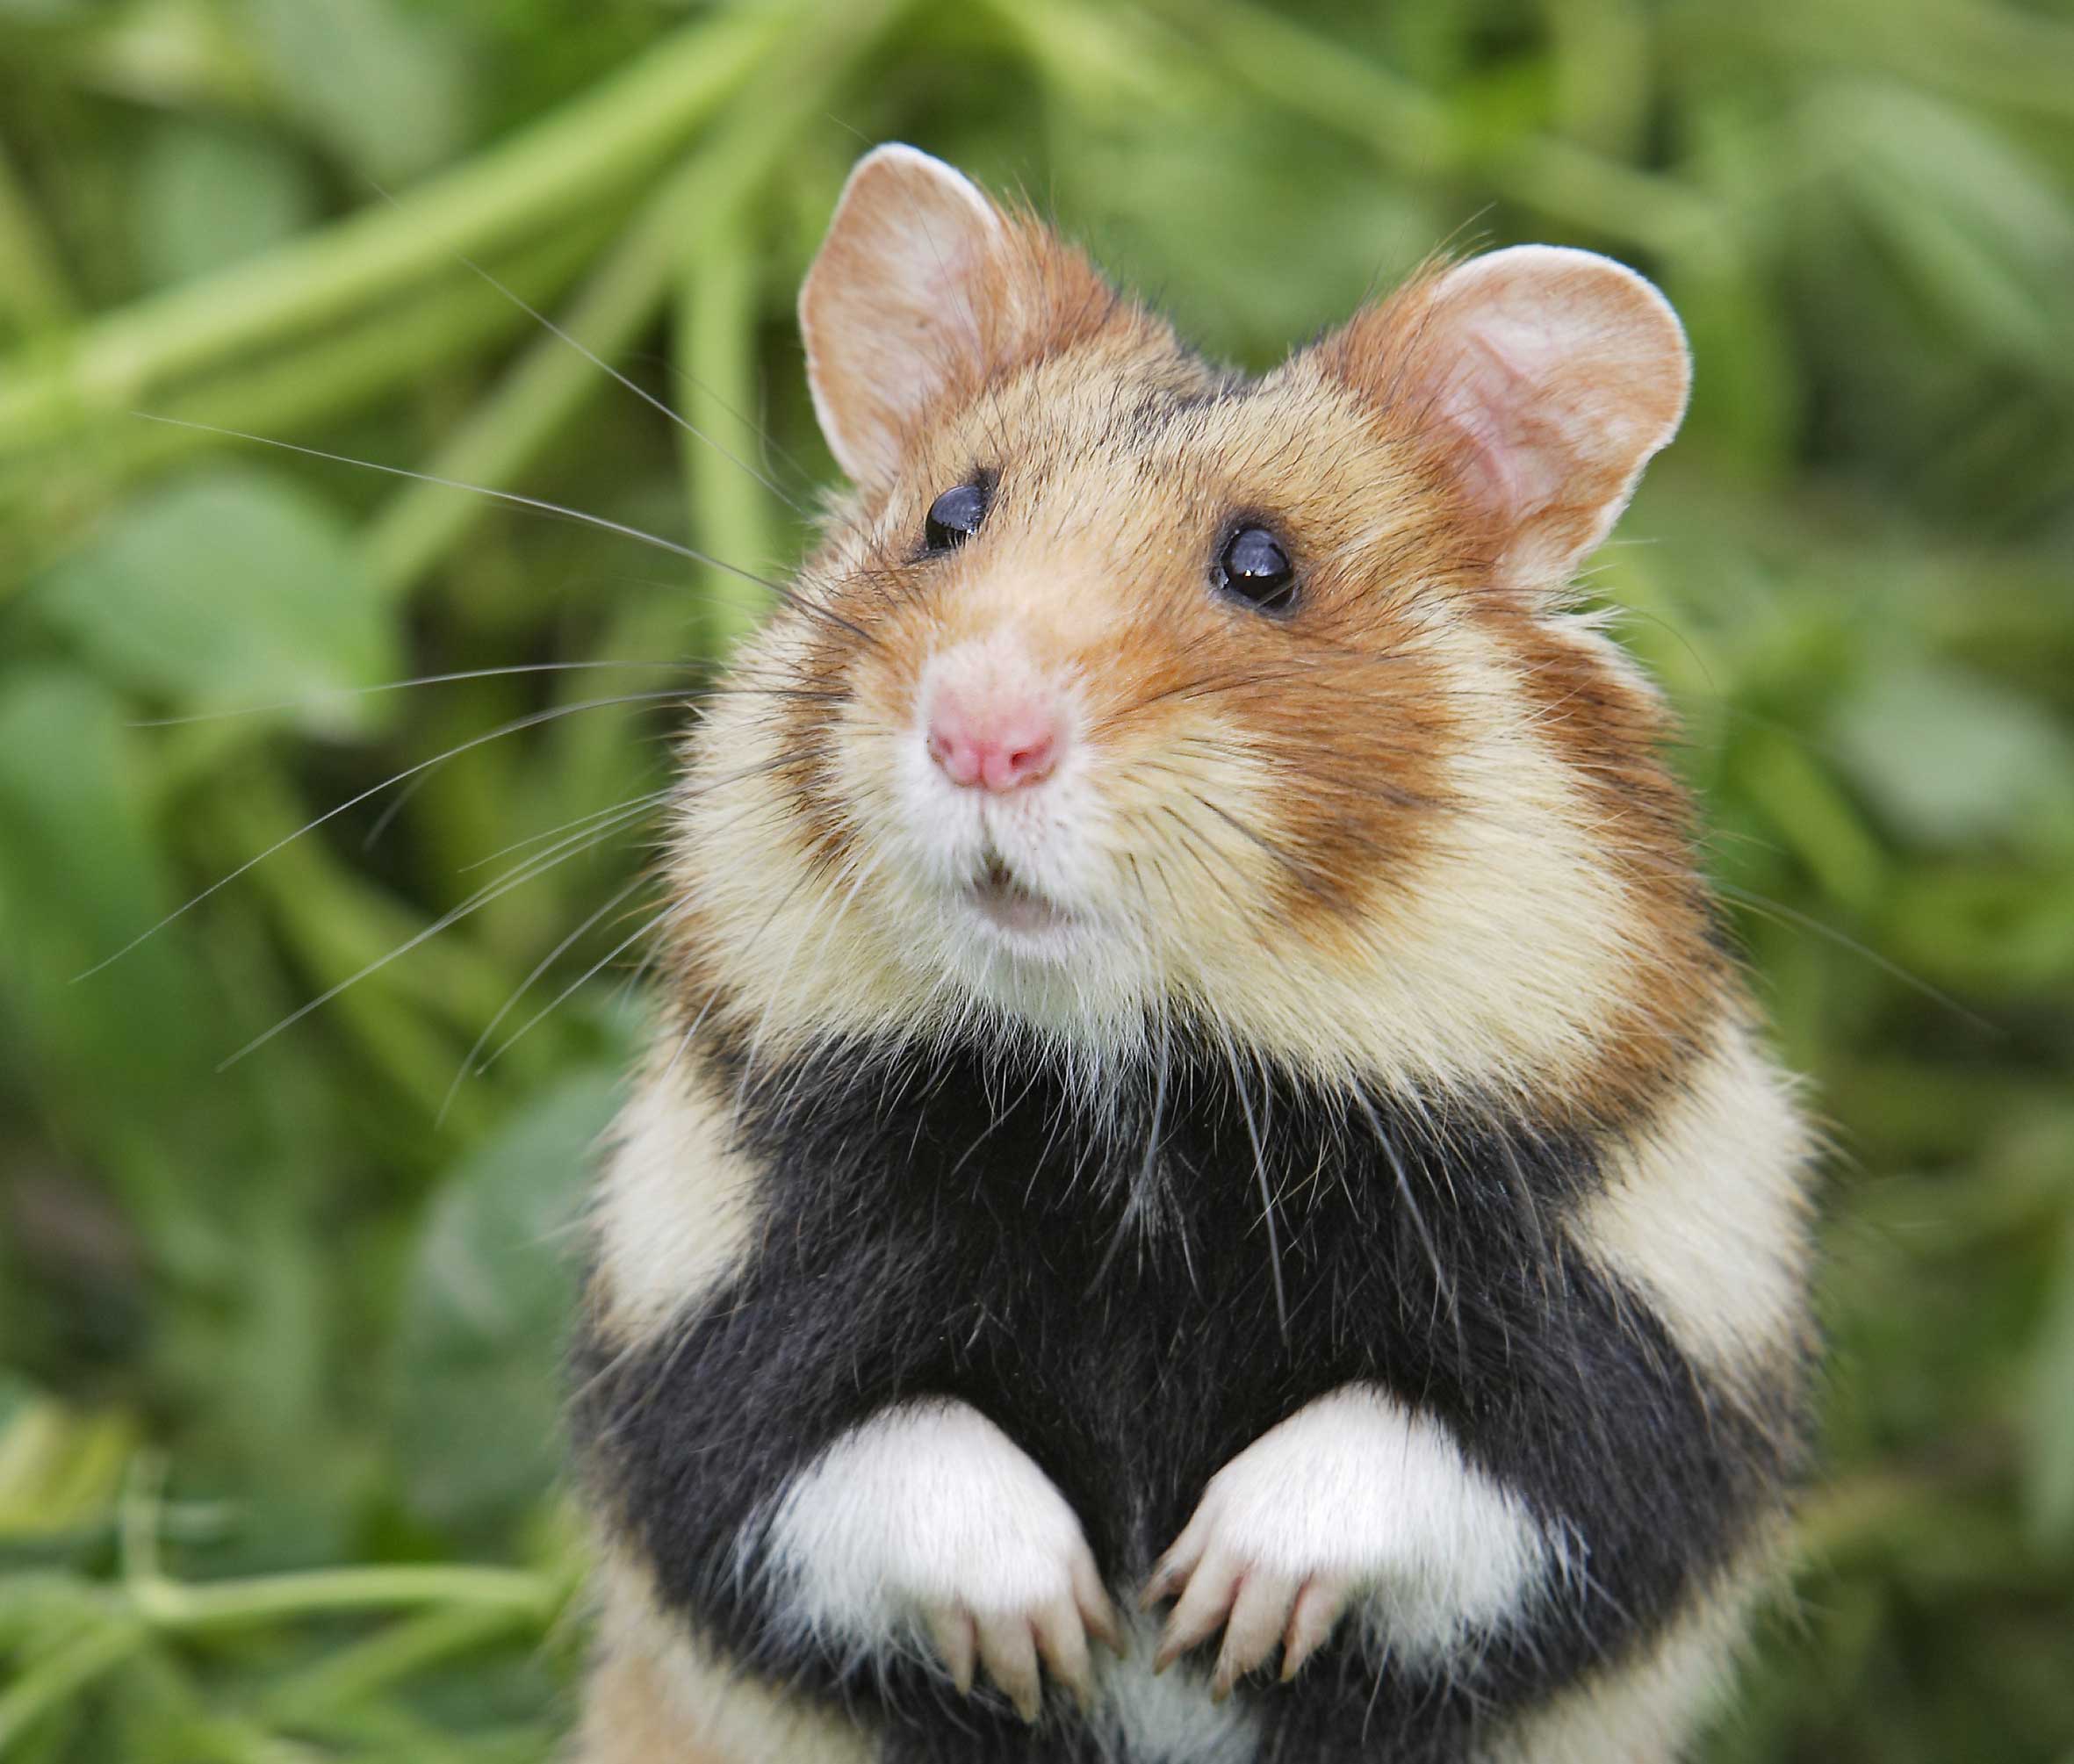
left=665, top=145, right=1722, bottom=1123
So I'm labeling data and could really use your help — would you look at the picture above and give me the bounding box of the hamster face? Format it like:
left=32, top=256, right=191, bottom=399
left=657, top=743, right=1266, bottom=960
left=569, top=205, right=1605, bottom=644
left=662, top=150, right=1720, bottom=1123
left=781, top=354, right=1461, bottom=1026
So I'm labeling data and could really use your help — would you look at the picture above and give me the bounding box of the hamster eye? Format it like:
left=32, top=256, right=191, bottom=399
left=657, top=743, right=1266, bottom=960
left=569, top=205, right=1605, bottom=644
left=923, top=480, right=990, bottom=553
left=1213, top=524, right=1297, bottom=613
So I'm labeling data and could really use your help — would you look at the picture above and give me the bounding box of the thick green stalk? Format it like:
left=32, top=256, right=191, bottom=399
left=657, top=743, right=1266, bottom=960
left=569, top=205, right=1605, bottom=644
left=0, top=2, right=781, bottom=452
left=256, top=1602, right=534, bottom=1717
left=679, top=205, right=780, bottom=654
left=129, top=1563, right=556, bottom=1631
left=0, top=224, right=608, bottom=598
left=362, top=0, right=897, bottom=606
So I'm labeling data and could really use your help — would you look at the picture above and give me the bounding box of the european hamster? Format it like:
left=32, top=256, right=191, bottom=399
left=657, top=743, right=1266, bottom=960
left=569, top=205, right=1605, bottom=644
left=569, top=144, right=1818, bottom=1764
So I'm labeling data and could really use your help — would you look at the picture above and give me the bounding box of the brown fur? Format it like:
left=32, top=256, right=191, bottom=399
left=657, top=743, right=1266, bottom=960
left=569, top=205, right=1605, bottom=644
left=666, top=215, right=1718, bottom=1127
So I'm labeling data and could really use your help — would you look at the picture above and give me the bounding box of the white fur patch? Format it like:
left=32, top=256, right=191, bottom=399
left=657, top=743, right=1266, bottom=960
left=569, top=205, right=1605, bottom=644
left=589, top=1061, right=757, bottom=1341
left=1574, top=1021, right=1814, bottom=1379
left=762, top=1398, right=1098, bottom=1649
left=1185, top=1384, right=1554, bottom=1661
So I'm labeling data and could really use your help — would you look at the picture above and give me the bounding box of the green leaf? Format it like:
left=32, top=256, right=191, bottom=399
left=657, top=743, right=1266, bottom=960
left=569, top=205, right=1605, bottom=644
left=32, top=466, right=400, bottom=735
left=1831, top=660, right=2074, bottom=849
left=393, top=1070, right=622, bottom=1536
left=245, top=0, right=472, bottom=183
left=0, top=670, right=216, bottom=1113
left=133, top=119, right=320, bottom=290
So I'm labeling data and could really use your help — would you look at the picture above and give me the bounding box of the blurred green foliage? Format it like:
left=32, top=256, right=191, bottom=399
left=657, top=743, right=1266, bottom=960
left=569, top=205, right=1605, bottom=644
left=2, top=0, right=2071, bottom=1758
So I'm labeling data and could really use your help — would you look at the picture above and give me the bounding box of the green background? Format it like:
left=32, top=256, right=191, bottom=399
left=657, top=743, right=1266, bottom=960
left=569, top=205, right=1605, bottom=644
left=3, top=0, right=2072, bottom=1758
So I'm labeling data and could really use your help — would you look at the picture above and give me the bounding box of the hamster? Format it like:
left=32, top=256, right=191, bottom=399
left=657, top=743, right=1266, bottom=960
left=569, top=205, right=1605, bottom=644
left=567, top=144, right=1818, bottom=1764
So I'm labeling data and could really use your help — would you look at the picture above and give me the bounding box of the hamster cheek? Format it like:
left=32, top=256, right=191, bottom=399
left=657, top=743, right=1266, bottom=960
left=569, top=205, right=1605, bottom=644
left=1144, top=1385, right=1555, bottom=1695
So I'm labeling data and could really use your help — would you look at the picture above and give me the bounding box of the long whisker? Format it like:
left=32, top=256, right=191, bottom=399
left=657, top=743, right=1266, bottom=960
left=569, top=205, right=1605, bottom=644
left=1718, top=882, right=1996, bottom=1034
left=363, top=767, right=438, bottom=853
left=459, top=790, right=674, bottom=873
left=439, top=248, right=808, bottom=515
left=1221, top=1031, right=1288, bottom=1341
left=127, top=414, right=873, bottom=646
left=218, top=803, right=656, bottom=1069
left=483, top=898, right=679, bottom=1077
left=442, top=882, right=676, bottom=1127
left=436, top=870, right=659, bottom=1126
left=129, top=661, right=687, bottom=727
left=75, top=689, right=690, bottom=979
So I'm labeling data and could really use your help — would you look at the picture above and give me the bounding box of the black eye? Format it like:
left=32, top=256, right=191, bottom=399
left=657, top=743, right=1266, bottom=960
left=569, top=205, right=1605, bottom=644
left=1214, top=524, right=1296, bottom=612
left=924, top=479, right=990, bottom=553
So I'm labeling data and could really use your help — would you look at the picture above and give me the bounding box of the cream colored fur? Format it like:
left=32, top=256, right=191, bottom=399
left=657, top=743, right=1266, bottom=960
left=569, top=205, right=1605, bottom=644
left=575, top=1552, right=871, bottom=1764
left=1575, top=1019, right=1816, bottom=1383
left=1481, top=1544, right=1777, bottom=1764
left=671, top=544, right=1687, bottom=1115
left=587, top=1057, right=760, bottom=1343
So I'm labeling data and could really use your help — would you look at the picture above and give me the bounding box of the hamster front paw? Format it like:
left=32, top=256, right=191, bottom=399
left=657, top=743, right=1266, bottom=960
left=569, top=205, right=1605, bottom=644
left=1141, top=1385, right=1552, bottom=1697
left=1142, top=1487, right=1357, bottom=1697
left=765, top=1399, right=1123, bottom=1720
left=911, top=1518, right=1121, bottom=1720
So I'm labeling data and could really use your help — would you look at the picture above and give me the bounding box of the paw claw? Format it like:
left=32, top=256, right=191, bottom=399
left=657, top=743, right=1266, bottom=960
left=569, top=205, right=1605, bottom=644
left=976, top=1610, right=1042, bottom=1723
left=1279, top=1574, right=1348, bottom=1681
left=924, top=1603, right=976, bottom=1696
left=1034, top=1597, right=1094, bottom=1713
left=1148, top=1494, right=1359, bottom=1696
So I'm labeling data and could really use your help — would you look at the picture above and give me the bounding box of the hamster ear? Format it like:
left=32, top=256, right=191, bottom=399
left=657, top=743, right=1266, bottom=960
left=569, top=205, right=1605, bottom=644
left=798, top=145, right=1014, bottom=490
left=1324, top=245, right=1690, bottom=592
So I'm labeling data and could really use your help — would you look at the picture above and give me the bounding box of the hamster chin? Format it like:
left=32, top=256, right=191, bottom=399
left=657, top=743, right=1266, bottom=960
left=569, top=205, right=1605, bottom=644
left=899, top=831, right=1157, bottom=1051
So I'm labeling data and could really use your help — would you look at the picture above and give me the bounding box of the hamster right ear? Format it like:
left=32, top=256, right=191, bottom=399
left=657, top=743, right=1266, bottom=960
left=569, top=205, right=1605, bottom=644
left=1318, top=245, right=1690, bottom=594
left=797, top=145, right=1013, bottom=490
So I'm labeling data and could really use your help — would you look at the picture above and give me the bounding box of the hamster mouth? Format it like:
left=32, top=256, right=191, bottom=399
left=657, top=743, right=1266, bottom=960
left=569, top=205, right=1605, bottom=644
left=967, top=853, right=1071, bottom=938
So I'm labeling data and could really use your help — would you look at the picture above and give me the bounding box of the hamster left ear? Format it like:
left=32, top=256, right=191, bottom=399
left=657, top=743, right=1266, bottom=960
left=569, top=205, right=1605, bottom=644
left=799, top=145, right=1005, bottom=489
left=1321, top=245, right=1690, bottom=592
left=799, top=144, right=1118, bottom=492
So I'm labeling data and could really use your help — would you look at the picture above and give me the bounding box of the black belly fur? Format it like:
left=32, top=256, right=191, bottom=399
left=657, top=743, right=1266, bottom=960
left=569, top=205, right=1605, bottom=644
left=571, top=1029, right=1810, bottom=1763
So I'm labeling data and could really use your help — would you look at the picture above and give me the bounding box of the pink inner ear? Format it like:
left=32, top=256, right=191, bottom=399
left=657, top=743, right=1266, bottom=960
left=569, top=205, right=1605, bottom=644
left=1437, top=326, right=1574, bottom=534
left=1390, top=246, right=1690, bottom=589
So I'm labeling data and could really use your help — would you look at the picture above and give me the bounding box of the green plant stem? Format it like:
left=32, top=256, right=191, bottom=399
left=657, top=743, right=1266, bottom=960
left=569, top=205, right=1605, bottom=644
left=2, top=223, right=610, bottom=599
left=0, top=1616, right=148, bottom=1753
left=361, top=0, right=899, bottom=606
left=255, top=1601, right=534, bottom=1718
left=356, top=168, right=703, bottom=606
left=0, top=136, right=76, bottom=333
left=129, top=1564, right=556, bottom=1631
left=0, top=2, right=784, bottom=452
left=679, top=208, right=778, bottom=654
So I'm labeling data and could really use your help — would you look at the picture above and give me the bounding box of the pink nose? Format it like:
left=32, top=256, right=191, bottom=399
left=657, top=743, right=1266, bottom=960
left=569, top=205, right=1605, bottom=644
left=927, top=685, right=1063, bottom=792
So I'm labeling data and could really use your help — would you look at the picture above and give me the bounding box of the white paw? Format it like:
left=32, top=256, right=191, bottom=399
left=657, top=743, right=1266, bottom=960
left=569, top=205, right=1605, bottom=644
left=765, top=1400, right=1123, bottom=1720
left=1142, top=1386, right=1550, bottom=1694
left=1142, top=1480, right=1358, bottom=1698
